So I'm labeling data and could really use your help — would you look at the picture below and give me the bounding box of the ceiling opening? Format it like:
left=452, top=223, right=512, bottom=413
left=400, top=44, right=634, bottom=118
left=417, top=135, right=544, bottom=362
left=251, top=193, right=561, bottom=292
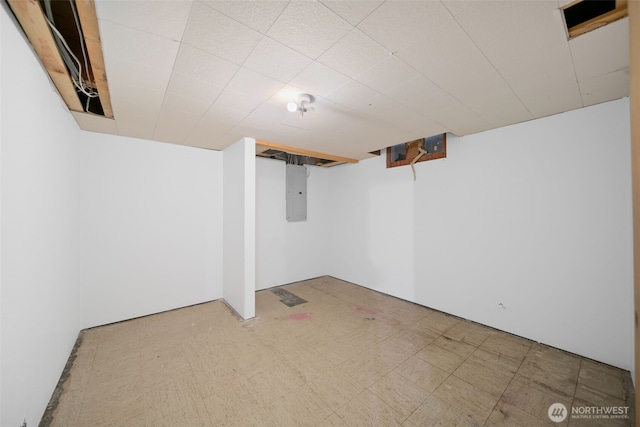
left=7, top=0, right=113, bottom=117
left=562, top=0, right=628, bottom=39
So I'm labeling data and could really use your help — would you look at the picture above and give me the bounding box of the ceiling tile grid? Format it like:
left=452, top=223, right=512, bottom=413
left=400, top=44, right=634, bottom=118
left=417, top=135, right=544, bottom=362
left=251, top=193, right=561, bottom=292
left=78, top=0, right=630, bottom=157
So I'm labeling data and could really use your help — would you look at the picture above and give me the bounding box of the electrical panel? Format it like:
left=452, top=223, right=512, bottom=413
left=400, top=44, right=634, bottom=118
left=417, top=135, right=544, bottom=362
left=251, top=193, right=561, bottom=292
left=286, top=164, right=307, bottom=222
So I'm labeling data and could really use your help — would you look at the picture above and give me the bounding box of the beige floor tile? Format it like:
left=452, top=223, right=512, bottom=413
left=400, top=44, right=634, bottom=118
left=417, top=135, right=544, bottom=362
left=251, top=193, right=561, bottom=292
left=415, top=343, right=465, bottom=373
left=480, top=332, right=532, bottom=361
left=433, top=335, right=477, bottom=359
left=413, top=310, right=461, bottom=334
left=500, top=374, right=572, bottom=425
left=382, top=327, right=436, bottom=355
left=578, top=359, right=629, bottom=401
left=308, top=366, right=366, bottom=411
left=405, top=394, right=480, bottom=426
left=204, top=391, right=272, bottom=426
left=317, top=413, right=349, bottom=426
left=143, top=373, right=209, bottom=427
left=468, top=347, right=522, bottom=375
left=76, top=379, right=146, bottom=427
left=49, top=389, right=83, bottom=427
left=453, top=359, right=513, bottom=399
left=338, top=348, right=399, bottom=387
left=45, top=277, right=634, bottom=427
left=519, top=343, right=580, bottom=381
left=268, top=384, right=333, bottom=426
left=246, top=361, right=306, bottom=404
left=570, top=385, right=632, bottom=427
left=334, top=389, right=403, bottom=426
left=368, top=370, right=429, bottom=421
left=432, top=375, right=500, bottom=424
left=486, top=400, right=555, bottom=426
left=285, top=347, right=337, bottom=383
left=394, top=355, right=449, bottom=395
left=443, top=320, right=494, bottom=347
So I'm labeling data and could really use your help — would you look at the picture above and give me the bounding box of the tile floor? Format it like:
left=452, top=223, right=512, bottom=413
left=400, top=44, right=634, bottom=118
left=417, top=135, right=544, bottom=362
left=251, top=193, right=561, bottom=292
left=46, top=276, right=635, bottom=426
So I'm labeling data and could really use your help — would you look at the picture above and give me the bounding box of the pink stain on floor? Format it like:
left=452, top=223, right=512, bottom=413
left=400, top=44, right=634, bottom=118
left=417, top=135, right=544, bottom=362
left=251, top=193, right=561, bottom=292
left=289, top=312, right=313, bottom=321
left=355, top=306, right=377, bottom=316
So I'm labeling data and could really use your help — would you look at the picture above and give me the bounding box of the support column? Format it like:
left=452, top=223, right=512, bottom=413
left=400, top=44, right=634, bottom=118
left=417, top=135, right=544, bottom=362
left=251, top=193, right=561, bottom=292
left=222, top=137, right=256, bottom=320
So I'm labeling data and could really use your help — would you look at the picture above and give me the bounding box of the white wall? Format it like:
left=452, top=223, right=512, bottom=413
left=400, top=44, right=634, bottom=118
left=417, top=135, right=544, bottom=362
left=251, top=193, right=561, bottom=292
left=223, top=137, right=255, bottom=319
left=1, top=10, right=82, bottom=426
left=79, top=135, right=223, bottom=328
left=327, top=98, right=633, bottom=371
left=256, top=158, right=331, bottom=290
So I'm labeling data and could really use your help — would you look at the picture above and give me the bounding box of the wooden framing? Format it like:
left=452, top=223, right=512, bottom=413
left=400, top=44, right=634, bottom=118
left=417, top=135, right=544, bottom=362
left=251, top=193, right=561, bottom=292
left=386, top=134, right=446, bottom=169
left=7, top=0, right=83, bottom=112
left=562, top=0, right=628, bottom=39
left=629, top=1, right=639, bottom=423
left=75, top=0, right=114, bottom=118
left=255, top=140, right=359, bottom=164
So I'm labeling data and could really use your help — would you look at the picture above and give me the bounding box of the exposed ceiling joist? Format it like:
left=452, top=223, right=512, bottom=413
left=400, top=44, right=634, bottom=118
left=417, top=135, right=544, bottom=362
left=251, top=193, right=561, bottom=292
left=75, top=0, right=113, bottom=118
left=256, top=140, right=359, bottom=166
left=8, top=0, right=84, bottom=112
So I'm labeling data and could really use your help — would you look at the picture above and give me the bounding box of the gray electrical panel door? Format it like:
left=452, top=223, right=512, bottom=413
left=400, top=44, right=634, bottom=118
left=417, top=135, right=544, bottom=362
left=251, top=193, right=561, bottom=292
left=286, top=164, right=307, bottom=222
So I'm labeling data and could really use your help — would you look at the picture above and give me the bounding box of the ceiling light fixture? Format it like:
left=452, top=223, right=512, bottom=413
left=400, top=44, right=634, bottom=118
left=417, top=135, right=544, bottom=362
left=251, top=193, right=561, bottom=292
left=286, top=94, right=314, bottom=117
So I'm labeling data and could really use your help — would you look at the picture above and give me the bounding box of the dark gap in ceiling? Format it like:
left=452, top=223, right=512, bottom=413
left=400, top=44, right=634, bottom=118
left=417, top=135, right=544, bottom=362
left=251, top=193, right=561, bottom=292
left=39, top=0, right=105, bottom=116
left=563, top=0, right=616, bottom=29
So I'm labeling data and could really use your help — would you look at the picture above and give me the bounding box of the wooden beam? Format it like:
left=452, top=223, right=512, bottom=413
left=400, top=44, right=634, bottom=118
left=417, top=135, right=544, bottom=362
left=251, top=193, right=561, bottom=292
left=75, top=0, right=114, bottom=118
left=629, top=1, right=640, bottom=424
left=7, top=0, right=83, bottom=112
left=255, top=140, right=359, bottom=164
left=564, top=0, right=628, bottom=39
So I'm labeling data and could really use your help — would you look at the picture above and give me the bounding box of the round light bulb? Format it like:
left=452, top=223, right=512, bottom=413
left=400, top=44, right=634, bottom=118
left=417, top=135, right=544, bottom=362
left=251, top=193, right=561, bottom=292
left=286, top=101, right=298, bottom=113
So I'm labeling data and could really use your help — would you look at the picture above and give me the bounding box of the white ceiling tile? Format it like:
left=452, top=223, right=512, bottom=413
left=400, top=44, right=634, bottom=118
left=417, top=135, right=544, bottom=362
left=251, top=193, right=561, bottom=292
left=167, top=73, right=224, bottom=105
left=325, top=80, right=379, bottom=108
left=267, top=1, right=352, bottom=59
left=358, top=1, right=452, bottom=53
left=427, top=100, right=491, bottom=136
left=318, top=29, right=390, bottom=78
left=511, top=69, right=583, bottom=119
left=153, top=104, right=201, bottom=144
left=105, top=59, right=171, bottom=92
left=214, top=88, right=263, bottom=113
left=357, top=56, right=420, bottom=94
left=182, top=1, right=262, bottom=65
left=320, top=0, right=384, bottom=26
left=441, top=0, right=477, bottom=17
left=289, top=62, right=350, bottom=96
left=161, top=92, right=209, bottom=116
left=172, top=44, right=239, bottom=87
left=386, top=76, right=454, bottom=118
left=100, top=20, right=180, bottom=70
left=109, top=86, right=166, bottom=140
left=411, top=47, right=506, bottom=102
left=199, top=0, right=288, bottom=34
left=454, top=1, right=568, bottom=79
left=243, top=37, right=312, bottom=82
left=579, top=68, right=629, bottom=107
left=570, top=17, right=629, bottom=82
left=96, top=0, right=191, bottom=41
left=462, top=85, right=533, bottom=128
left=185, top=104, right=248, bottom=148
left=72, top=112, right=119, bottom=136
left=226, top=68, right=285, bottom=101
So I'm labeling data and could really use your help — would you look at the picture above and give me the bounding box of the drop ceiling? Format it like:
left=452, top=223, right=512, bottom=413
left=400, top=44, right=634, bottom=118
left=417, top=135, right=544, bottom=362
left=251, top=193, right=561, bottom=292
left=16, top=0, right=633, bottom=160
